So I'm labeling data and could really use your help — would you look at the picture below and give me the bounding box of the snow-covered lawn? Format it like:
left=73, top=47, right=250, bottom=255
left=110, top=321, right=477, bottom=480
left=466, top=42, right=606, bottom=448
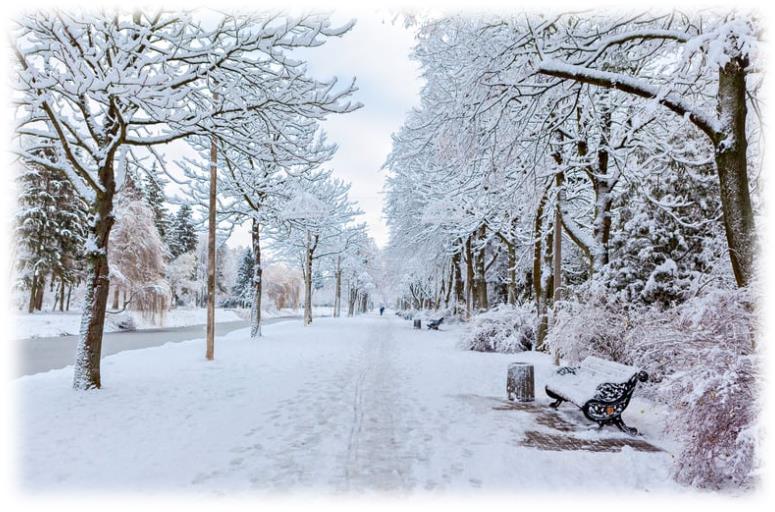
left=13, top=314, right=682, bottom=495
left=12, top=307, right=246, bottom=339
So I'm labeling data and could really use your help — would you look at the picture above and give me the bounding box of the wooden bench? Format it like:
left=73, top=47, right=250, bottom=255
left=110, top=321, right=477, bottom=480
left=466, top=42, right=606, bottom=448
left=426, top=317, right=443, bottom=330
left=544, top=356, right=648, bottom=436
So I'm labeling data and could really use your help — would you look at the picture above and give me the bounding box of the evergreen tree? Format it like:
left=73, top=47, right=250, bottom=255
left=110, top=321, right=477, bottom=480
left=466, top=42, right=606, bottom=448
left=168, top=205, right=198, bottom=258
left=15, top=152, right=87, bottom=312
left=142, top=171, right=171, bottom=241
left=231, top=248, right=255, bottom=308
left=602, top=161, right=725, bottom=308
left=216, top=243, right=229, bottom=294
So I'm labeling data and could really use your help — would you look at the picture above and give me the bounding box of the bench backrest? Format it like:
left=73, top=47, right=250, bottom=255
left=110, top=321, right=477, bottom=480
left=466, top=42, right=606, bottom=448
left=579, top=356, right=639, bottom=384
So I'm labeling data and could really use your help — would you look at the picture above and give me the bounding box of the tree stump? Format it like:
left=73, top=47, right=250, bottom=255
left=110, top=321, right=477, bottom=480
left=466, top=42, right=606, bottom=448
left=507, top=362, right=534, bottom=402
left=413, top=319, right=421, bottom=329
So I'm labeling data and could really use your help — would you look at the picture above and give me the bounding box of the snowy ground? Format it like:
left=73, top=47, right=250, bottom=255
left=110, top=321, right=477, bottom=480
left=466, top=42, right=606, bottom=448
left=12, top=313, right=684, bottom=496
left=13, top=307, right=245, bottom=339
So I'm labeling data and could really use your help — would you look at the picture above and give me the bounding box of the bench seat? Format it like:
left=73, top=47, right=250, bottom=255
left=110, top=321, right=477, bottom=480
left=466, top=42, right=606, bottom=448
left=544, top=356, right=648, bottom=435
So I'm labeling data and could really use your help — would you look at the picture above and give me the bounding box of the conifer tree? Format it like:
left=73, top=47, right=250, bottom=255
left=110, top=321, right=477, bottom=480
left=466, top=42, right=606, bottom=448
left=142, top=171, right=171, bottom=242
left=168, top=205, right=198, bottom=258
left=232, top=248, right=255, bottom=308
left=15, top=153, right=87, bottom=312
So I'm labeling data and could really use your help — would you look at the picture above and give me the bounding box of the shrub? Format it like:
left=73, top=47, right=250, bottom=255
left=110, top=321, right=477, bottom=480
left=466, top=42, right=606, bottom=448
left=546, top=284, right=760, bottom=491
left=460, top=303, right=535, bottom=353
left=625, top=287, right=759, bottom=490
left=545, top=283, right=631, bottom=364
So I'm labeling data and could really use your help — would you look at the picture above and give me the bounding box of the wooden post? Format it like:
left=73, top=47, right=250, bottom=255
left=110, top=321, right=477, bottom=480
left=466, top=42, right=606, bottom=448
left=206, top=130, right=217, bottom=361
left=507, top=362, right=535, bottom=402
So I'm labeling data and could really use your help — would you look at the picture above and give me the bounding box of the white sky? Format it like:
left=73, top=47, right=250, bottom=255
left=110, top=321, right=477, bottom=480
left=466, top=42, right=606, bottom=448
left=224, top=11, right=422, bottom=250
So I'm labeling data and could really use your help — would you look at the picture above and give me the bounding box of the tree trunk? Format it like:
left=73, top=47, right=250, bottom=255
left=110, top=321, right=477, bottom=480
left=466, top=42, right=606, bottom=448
left=506, top=240, right=517, bottom=305
left=552, top=182, right=563, bottom=366
left=66, top=284, right=72, bottom=311
left=452, top=247, right=464, bottom=315
left=27, top=275, right=38, bottom=314
left=206, top=133, right=217, bottom=361
left=112, top=286, right=120, bottom=311
left=715, top=57, right=755, bottom=287
left=334, top=256, right=342, bottom=318
left=34, top=277, right=45, bottom=311
left=250, top=218, right=263, bottom=339
left=474, top=225, right=488, bottom=311
left=534, top=190, right=549, bottom=351
left=553, top=175, right=563, bottom=303
left=347, top=285, right=356, bottom=317
left=73, top=185, right=115, bottom=390
left=464, top=236, right=474, bottom=319
left=58, top=278, right=65, bottom=312
left=592, top=179, right=613, bottom=269
left=303, top=243, right=313, bottom=326
left=444, top=259, right=454, bottom=308
left=592, top=109, right=614, bottom=269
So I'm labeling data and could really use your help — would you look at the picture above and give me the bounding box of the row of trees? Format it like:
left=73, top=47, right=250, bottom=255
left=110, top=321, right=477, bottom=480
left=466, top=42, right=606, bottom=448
left=384, top=12, right=759, bottom=345
left=13, top=11, right=377, bottom=389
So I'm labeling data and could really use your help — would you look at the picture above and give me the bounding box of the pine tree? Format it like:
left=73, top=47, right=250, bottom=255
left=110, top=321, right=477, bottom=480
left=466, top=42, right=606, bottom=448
left=142, top=171, right=171, bottom=241
left=168, top=205, right=198, bottom=258
left=216, top=243, right=229, bottom=294
left=15, top=152, right=87, bottom=312
left=232, top=248, right=255, bottom=308
left=602, top=161, right=724, bottom=308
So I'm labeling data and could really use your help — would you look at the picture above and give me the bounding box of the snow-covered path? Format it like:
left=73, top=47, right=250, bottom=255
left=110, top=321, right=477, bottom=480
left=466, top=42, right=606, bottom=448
left=13, top=314, right=679, bottom=495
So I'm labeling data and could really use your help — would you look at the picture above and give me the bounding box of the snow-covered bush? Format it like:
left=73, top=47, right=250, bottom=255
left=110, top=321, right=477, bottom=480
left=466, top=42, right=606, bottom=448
left=460, top=303, right=535, bottom=353
left=624, top=287, right=759, bottom=490
left=548, top=283, right=760, bottom=490
left=107, top=312, right=136, bottom=331
left=545, top=284, right=630, bottom=364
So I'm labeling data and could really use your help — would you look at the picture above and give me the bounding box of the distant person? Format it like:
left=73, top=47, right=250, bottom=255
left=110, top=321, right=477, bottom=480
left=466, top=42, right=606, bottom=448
left=379, top=306, right=385, bottom=316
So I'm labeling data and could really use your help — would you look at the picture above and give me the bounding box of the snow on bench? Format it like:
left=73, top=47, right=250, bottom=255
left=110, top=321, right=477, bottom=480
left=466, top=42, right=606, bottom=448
left=426, top=317, right=443, bottom=330
left=544, top=356, right=648, bottom=436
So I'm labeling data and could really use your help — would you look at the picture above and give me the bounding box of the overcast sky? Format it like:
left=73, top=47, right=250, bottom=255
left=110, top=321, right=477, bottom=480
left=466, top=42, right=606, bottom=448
left=225, top=11, right=422, bottom=250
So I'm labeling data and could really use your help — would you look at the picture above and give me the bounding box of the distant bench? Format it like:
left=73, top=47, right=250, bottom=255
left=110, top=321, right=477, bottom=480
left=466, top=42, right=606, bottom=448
left=426, top=317, right=443, bottom=330
left=544, top=356, right=648, bottom=436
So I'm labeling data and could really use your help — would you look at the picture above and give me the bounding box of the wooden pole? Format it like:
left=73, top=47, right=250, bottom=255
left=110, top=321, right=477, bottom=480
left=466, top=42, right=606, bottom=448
left=206, top=130, right=217, bottom=361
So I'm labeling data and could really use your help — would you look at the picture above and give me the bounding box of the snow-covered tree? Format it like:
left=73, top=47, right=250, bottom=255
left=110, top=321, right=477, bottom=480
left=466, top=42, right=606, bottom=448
left=166, top=252, right=197, bottom=307
left=168, top=205, right=198, bottom=259
left=14, top=10, right=361, bottom=389
left=270, top=173, right=363, bottom=325
left=142, top=170, right=171, bottom=243
left=109, top=184, right=170, bottom=324
left=230, top=248, right=255, bottom=309
left=180, top=105, right=358, bottom=337
left=15, top=149, right=87, bottom=313
left=530, top=13, right=760, bottom=287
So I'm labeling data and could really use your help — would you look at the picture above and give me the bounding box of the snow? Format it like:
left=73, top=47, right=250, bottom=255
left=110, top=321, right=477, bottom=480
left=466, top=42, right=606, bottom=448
left=11, top=307, right=244, bottom=340
left=13, top=314, right=682, bottom=495
left=544, top=357, right=641, bottom=406
left=537, top=58, right=721, bottom=137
